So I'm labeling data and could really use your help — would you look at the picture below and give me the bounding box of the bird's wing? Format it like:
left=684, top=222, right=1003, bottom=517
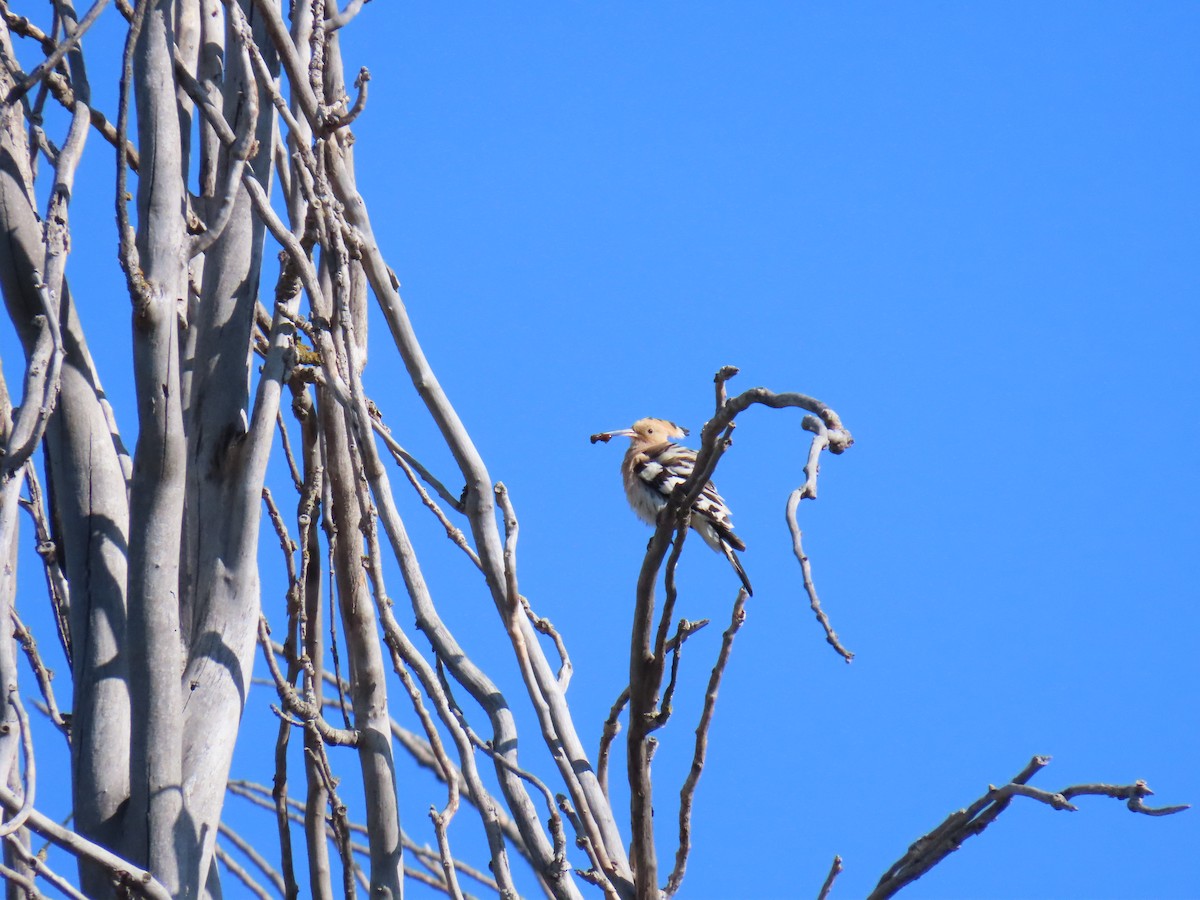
left=636, top=444, right=745, bottom=552
left=693, top=480, right=744, bottom=551
left=634, top=442, right=694, bottom=497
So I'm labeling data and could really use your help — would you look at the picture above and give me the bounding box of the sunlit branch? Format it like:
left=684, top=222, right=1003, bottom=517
left=217, top=822, right=286, bottom=896
left=869, top=756, right=1190, bottom=899
left=0, top=689, right=35, bottom=838
left=597, top=620, right=709, bottom=800
left=213, top=842, right=273, bottom=900
left=664, top=590, right=748, bottom=897
left=817, top=855, right=843, bottom=900
left=5, top=0, right=108, bottom=103
left=9, top=611, right=67, bottom=741
left=4, top=832, right=90, bottom=900
left=18, top=464, right=70, bottom=664
left=0, top=787, right=170, bottom=899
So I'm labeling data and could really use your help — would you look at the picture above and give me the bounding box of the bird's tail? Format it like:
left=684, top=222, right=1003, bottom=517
left=721, top=542, right=753, bottom=596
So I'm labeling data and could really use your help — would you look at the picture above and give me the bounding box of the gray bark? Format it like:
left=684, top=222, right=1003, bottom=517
left=0, top=5, right=930, bottom=900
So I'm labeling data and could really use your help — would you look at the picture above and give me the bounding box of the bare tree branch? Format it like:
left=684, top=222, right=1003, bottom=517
left=214, top=842, right=274, bottom=900
left=4, top=0, right=107, bottom=104
left=663, top=590, right=747, bottom=897
left=817, top=855, right=843, bottom=900
left=597, top=621, right=708, bottom=801
left=0, top=859, right=38, bottom=897
left=869, top=756, right=1189, bottom=899
left=9, top=612, right=67, bottom=741
left=4, top=832, right=90, bottom=900
left=17, top=465, right=70, bottom=666
left=0, top=788, right=170, bottom=900
left=0, top=690, right=34, bottom=839
left=324, top=0, right=369, bottom=32
left=1, top=274, right=62, bottom=478
left=786, top=487, right=853, bottom=662
left=217, top=821, right=286, bottom=896
left=623, top=368, right=854, bottom=898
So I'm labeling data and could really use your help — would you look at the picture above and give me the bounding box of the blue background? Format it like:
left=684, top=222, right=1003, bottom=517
left=2, top=3, right=1197, bottom=898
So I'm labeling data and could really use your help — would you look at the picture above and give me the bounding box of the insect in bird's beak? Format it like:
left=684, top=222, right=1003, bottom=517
left=589, top=429, right=634, bottom=444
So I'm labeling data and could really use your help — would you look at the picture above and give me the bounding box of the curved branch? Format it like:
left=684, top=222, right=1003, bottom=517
left=786, top=486, right=853, bottom=662
left=0, top=688, right=35, bottom=837
left=3, top=833, right=90, bottom=900
left=663, top=590, right=747, bottom=897
left=596, top=619, right=708, bottom=800
left=113, top=0, right=145, bottom=303
left=320, top=67, right=369, bottom=133
left=0, top=787, right=171, bottom=899
left=5, top=0, right=108, bottom=104
left=188, top=34, right=259, bottom=258
left=2, top=277, right=62, bottom=476
left=324, top=0, right=369, bottom=32
left=869, top=755, right=1189, bottom=899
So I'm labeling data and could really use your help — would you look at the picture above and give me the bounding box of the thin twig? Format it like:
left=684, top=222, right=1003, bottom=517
left=304, top=737, right=358, bottom=899
left=6, top=0, right=108, bottom=103
left=651, top=618, right=707, bottom=731
left=324, top=0, right=369, bottom=32
left=277, top=411, right=304, bottom=492
left=817, top=855, right=843, bottom=900
left=371, top=417, right=468, bottom=514
left=597, top=620, right=708, bottom=799
left=0, top=689, right=36, bottom=838
left=18, top=463, right=70, bottom=665
left=375, top=423, right=477, bottom=564
left=321, top=67, right=369, bottom=132
left=664, top=589, right=748, bottom=897
left=218, top=822, right=287, bottom=895
left=257, top=617, right=358, bottom=746
left=4, top=832, right=90, bottom=899
left=0, top=786, right=170, bottom=899
left=113, top=0, right=147, bottom=304
left=214, top=842, right=273, bottom=900
left=519, top=595, right=572, bottom=692
left=786, top=488, right=853, bottom=662
left=868, top=756, right=1189, bottom=899
left=9, top=611, right=67, bottom=740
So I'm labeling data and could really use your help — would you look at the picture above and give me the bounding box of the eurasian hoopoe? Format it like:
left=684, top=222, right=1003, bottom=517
left=592, top=418, right=753, bottom=596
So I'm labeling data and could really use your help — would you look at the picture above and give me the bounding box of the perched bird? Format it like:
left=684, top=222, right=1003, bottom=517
left=592, top=417, right=752, bottom=596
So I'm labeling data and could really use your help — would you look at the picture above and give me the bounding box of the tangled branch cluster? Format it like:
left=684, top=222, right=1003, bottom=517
left=0, top=2, right=1183, bottom=899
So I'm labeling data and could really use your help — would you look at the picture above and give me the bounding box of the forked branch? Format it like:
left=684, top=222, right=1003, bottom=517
left=625, top=367, right=854, bottom=899
left=869, top=755, right=1189, bottom=899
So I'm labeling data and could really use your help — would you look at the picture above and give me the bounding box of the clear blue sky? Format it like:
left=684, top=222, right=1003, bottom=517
left=4, top=3, right=1198, bottom=898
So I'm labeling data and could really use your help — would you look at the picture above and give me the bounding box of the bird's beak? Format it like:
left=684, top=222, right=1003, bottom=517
left=590, top=428, right=635, bottom=444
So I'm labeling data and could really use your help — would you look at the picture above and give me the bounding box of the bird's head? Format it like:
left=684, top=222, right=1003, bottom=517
left=590, top=417, right=688, bottom=446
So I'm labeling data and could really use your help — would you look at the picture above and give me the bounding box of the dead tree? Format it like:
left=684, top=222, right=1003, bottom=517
left=0, top=2, right=1184, bottom=899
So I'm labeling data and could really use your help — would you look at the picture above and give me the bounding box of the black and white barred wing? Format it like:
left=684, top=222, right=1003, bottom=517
left=634, top=444, right=746, bottom=553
